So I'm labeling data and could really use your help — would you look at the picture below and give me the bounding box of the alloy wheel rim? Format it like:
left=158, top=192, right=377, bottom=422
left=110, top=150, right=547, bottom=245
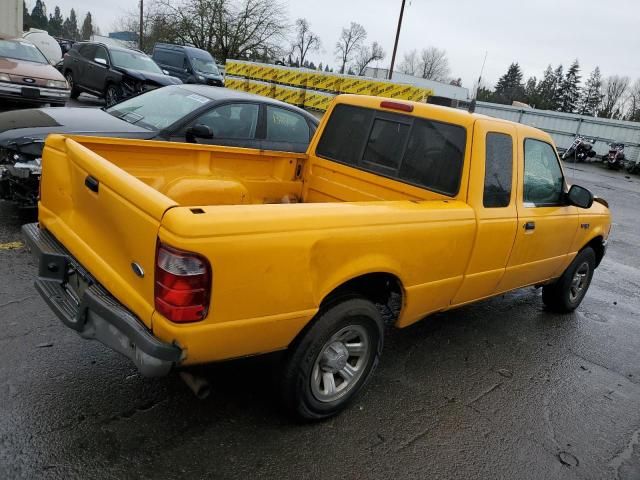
left=310, top=324, right=370, bottom=403
left=569, top=262, right=590, bottom=302
left=65, top=73, right=73, bottom=89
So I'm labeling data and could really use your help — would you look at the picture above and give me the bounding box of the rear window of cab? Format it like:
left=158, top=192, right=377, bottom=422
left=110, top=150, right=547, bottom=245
left=316, top=104, right=467, bottom=196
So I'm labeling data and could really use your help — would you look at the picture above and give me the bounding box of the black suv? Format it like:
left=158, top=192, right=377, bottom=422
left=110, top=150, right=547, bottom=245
left=62, top=42, right=182, bottom=106
left=152, top=44, right=224, bottom=86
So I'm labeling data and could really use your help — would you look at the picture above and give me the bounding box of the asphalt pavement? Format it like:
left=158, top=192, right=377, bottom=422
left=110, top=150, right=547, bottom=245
left=0, top=158, right=639, bottom=479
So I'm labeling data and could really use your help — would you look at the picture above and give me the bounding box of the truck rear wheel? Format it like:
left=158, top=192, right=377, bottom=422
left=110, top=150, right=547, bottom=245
left=281, top=296, right=383, bottom=421
left=542, top=247, right=596, bottom=313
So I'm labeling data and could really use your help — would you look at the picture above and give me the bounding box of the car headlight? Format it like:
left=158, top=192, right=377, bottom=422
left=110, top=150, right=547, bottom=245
left=0, top=73, right=10, bottom=82
left=197, top=75, right=205, bottom=82
left=46, top=79, right=68, bottom=89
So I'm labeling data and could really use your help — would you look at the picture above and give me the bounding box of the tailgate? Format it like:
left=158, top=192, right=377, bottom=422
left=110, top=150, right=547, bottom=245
left=37, top=135, right=177, bottom=328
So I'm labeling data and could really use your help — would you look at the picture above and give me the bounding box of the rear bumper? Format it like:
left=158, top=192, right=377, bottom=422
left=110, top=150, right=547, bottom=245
left=22, top=223, right=183, bottom=377
left=0, top=82, right=70, bottom=105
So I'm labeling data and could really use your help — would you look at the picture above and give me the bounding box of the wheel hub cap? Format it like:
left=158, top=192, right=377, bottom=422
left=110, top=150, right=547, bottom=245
left=569, top=262, right=589, bottom=302
left=320, top=342, right=349, bottom=373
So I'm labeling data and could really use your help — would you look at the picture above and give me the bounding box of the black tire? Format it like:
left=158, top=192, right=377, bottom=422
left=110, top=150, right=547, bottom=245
left=542, top=247, right=596, bottom=313
left=281, top=296, right=384, bottom=421
left=105, top=84, right=122, bottom=107
left=65, top=71, right=80, bottom=99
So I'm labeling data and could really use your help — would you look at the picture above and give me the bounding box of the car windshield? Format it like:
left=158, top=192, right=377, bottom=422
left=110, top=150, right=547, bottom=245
left=0, top=39, right=48, bottom=64
left=190, top=56, right=219, bottom=74
left=110, top=50, right=163, bottom=74
left=105, top=85, right=210, bottom=130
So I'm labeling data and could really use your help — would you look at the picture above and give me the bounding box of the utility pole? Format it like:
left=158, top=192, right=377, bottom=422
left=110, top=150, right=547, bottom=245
left=139, top=0, right=144, bottom=51
left=387, top=0, right=406, bottom=80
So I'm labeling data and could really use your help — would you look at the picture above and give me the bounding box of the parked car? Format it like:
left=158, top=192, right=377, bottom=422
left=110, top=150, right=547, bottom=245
left=61, top=42, right=182, bottom=106
left=152, top=43, right=224, bottom=86
left=0, top=84, right=319, bottom=207
left=23, top=94, right=610, bottom=420
left=0, top=35, right=69, bottom=108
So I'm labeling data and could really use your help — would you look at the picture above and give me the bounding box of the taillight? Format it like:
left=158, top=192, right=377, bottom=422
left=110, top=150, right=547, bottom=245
left=155, top=243, right=211, bottom=323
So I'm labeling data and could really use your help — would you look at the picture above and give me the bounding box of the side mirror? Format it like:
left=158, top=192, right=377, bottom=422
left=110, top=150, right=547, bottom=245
left=95, top=57, right=108, bottom=67
left=163, top=69, right=170, bottom=75
left=567, top=184, right=594, bottom=209
left=186, top=124, right=213, bottom=142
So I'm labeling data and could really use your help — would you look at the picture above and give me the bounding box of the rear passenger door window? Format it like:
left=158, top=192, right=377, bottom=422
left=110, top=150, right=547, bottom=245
left=263, top=106, right=310, bottom=153
left=483, top=133, right=513, bottom=207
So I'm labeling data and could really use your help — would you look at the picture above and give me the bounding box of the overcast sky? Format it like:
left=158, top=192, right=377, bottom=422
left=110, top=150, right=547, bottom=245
left=27, top=0, right=640, bottom=90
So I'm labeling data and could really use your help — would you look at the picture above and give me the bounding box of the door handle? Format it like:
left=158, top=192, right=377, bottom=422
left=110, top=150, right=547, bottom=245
left=85, top=175, right=99, bottom=193
left=523, top=221, right=536, bottom=231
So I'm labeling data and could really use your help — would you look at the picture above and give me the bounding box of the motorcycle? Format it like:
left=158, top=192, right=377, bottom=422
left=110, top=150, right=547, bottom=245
left=562, top=136, right=597, bottom=163
left=627, top=160, right=640, bottom=175
left=604, top=143, right=625, bottom=170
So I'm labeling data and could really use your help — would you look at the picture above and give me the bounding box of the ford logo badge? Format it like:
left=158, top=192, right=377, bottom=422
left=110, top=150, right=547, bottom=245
left=23, top=78, right=36, bottom=83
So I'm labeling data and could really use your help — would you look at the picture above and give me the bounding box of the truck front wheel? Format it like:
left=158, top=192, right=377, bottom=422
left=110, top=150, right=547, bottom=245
left=281, top=296, right=384, bottom=421
left=542, top=247, right=596, bottom=313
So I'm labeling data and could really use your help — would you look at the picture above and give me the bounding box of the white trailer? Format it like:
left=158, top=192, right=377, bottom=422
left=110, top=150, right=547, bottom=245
left=0, top=0, right=23, bottom=38
left=462, top=101, right=640, bottom=165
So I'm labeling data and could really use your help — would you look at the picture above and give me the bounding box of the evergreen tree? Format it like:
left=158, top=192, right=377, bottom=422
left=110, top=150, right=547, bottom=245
left=324, top=65, right=330, bottom=72
left=535, top=65, right=555, bottom=110
left=558, top=60, right=581, bottom=113
left=308, top=61, right=316, bottom=70
left=524, top=76, right=540, bottom=106
left=317, top=62, right=323, bottom=71
left=81, top=12, right=93, bottom=40
left=577, top=67, right=603, bottom=116
left=30, top=0, right=48, bottom=30
left=48, top=6, right=64, bottom=37
left=476, top=86, right=494, bottom=102
left=62, top=9, right=80, bottom=40
left=302, top=60, right=309, bottom=68
left=492, top=63, right=525, bottom=104
left=551, top=65, right=564, bottom=110
left=23, top=2, right=31, bottom=31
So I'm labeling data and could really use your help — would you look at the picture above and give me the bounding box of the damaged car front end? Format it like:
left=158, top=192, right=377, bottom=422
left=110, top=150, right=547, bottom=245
left=0, top=139, right=44, bottom=208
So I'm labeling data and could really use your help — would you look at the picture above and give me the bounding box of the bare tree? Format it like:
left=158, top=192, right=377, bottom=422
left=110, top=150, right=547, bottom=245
left=625, top=79, right=640, bottom=122
left=354, top=41, right=385, bottom=76
left=290, top=18, right=320, bottom=67
left=599, top=75, right=630, bottom=119
left=335, top=22, right=367, bottom=74
left=121, top=0, right=289, bottom=60
left=418, top=47, right=450, bottom=81
left=398, top=49, right=419, bottom=75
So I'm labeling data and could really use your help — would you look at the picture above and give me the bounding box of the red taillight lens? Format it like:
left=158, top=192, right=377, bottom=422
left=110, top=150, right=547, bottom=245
left=380, top=100, right=414, bottom=112
left=154, top=243, right=211, bottom=323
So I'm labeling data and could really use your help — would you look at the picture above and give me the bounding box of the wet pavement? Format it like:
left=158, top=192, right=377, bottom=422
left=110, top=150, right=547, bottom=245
left=0, top=162, right=639, bottom=479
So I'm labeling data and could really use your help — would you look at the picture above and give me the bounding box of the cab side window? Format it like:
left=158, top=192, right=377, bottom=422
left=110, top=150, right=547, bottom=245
left=483, top=132, right=513, bottom=208
left=523, top=139, right=564, bottom=206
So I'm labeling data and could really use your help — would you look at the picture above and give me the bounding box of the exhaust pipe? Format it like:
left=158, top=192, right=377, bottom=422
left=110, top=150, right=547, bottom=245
left=179, top=371, right=211, bottom=399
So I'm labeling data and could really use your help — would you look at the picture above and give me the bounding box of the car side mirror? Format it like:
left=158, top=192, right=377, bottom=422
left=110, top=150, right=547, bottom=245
left=567, top=184, right=593, bottom=209
left=163, top=69, right=169, bottom=75
left=95, top=58, right=108, bottom=67
left=186, top=124, right=214, bottom=142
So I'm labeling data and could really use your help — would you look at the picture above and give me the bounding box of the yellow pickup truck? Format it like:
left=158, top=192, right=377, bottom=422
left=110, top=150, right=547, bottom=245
left=23, top=95, right=610, bottom=419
